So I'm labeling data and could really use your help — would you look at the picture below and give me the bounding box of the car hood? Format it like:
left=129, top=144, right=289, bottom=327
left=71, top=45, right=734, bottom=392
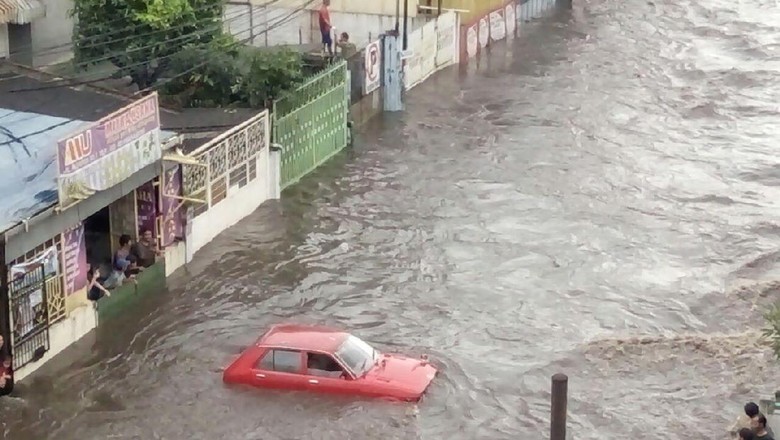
left=365, top=354, right=437, bottom=395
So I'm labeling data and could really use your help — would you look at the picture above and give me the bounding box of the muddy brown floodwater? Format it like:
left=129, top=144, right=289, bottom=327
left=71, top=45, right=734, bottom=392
left=4, top=0, right=780, bottom=439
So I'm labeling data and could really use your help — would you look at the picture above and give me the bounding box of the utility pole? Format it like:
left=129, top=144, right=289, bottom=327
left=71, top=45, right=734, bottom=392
left=395, top=0, right=400, bottom=33
left=402, top=0, right=409, bottom=50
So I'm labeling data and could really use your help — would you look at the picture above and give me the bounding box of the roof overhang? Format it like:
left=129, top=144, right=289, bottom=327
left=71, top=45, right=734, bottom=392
left=0, top=0, right=45, bottom=25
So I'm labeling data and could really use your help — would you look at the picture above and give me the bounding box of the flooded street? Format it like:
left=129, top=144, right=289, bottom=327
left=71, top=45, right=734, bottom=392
left=4, top=0, right=780, bottom=438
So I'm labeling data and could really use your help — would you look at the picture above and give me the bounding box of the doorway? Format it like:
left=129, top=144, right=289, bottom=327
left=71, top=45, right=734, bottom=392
left=7, top=23, right=32, bottom=66
left=83, top=206, right=112, bottom=274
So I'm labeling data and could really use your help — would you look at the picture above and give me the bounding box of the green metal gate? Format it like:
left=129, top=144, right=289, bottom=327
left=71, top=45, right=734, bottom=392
left=273, top=61, right=349, bottom=190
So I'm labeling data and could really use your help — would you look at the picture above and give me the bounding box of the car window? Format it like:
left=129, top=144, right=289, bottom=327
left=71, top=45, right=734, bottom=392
left=306, top=352, right=346, bottom=378
left=256, top=349, right=302, bottom=374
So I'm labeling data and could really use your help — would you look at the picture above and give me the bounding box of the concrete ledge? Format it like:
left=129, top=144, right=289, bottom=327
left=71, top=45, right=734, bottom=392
left=349, top=87, right=383, bottom=127
left=96, top=261, right=166, bottom=322
left=14, top=304, right=97, bottom=382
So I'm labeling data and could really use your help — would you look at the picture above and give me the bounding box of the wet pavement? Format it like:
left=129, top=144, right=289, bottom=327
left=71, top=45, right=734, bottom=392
left=4, top=0, right=780, bottom=438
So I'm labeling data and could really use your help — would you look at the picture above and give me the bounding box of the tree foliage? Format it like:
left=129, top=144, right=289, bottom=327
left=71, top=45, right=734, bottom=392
left=71, top=0, right=223, bottom=89
left=765, top=304, right=780, bottom=360
left=162, top=43, right=305, bottom=108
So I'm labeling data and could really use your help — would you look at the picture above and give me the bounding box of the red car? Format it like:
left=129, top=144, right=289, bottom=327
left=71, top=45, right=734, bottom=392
left=223, top=324, right=437, bottom=402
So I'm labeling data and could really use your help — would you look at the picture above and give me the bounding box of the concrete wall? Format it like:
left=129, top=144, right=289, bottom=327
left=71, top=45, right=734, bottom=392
left=225, top=3, right=313, bottom=47
left=14, top=300, right=96, bottom=382
left=350, top=86, right=383, bottom=127
left=188, top=148, right=279, bottom=258
left=164, top=241, right=187, bottom=277
left=32, top=0, right=75, bottom=67
left=0, top=24, right=8, bottom=59
left=254, top=0, right=419, bottom=17
left=226, top=3, right=426, bottom=49
left=329, top=11, right=427, bottom=49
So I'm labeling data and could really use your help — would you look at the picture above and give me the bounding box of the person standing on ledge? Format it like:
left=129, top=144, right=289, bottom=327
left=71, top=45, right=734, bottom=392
left=319, top=0, right=333, bottom=57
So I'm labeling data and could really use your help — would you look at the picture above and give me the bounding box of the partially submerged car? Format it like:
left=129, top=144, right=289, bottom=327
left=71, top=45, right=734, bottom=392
left=223, top=324, right=437, bottom=402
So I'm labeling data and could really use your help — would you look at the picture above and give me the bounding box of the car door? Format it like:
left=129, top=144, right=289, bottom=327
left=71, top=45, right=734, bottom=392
left=304, top=351, right=362, bottom=396
left=251, top=348, right=309, bottom=391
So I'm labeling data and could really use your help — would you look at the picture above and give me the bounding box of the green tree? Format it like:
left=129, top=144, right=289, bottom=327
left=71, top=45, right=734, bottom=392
left=765, top=305, right=780, bottom=360
left=162, top=44, right=305, bottom=108
left=71, top=0, right=223, bottom=90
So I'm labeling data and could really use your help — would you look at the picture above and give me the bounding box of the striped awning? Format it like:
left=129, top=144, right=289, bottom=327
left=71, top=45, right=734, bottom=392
left=0, top=0, right=45, bottom=25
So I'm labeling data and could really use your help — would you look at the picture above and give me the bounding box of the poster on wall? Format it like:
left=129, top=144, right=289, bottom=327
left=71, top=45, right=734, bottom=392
left=489, top=9, right=507, bottom=42
left=160, top=165, right=185, bottom=248
left=478, top=16, right=490, bottom=49
left=136, top=181, right=158, bottom=238
left=364, top=40, right=381, bottom=94
left=505, top=3, right=517, bottom=37
left=466, top=24, right=478, bottom=59
left=435, top=12, right=457, bottom=67
left=420, top=21, right=438, bottom=82
left=62, top=223, right=88, bottom=296
left=9, top=246, right=59, bottom=281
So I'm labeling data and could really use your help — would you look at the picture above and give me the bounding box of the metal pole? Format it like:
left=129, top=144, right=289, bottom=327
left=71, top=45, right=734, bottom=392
left=402, top=0, right=409, bottom=50
left=395, top=0, right=400, bottom=33
left=0, top=235, right=10, bottom=362
left=437, top=0, right=442, bottom=16
left=551, top=373, right=568, bottom=440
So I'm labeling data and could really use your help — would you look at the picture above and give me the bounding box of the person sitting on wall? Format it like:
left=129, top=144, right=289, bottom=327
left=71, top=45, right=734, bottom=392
left=86, top=266, right=112, bottom=301
left=130, top=229, right=162, bottom=268
left=104, top=234, right=143, bottom=289
left=337, top=32, right=357, bottom=59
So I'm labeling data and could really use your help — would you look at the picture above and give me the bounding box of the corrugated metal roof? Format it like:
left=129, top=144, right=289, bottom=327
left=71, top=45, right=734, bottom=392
left=0, top=0, right=45, bottom=25
left=0, top=107, right=177, bottom=233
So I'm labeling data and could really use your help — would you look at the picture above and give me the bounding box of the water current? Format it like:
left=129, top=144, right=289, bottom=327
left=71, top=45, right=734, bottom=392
left=4, top=0, right=780, bottom=438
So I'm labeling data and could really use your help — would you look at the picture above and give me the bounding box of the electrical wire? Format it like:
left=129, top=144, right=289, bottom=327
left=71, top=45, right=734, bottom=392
left=5, top=0, right=289, bottom=62
left=0, top=0, right=304, bottom=83
left=0, top=0, right=318, bottom=147
left=3, top=0, right=316, bottom=92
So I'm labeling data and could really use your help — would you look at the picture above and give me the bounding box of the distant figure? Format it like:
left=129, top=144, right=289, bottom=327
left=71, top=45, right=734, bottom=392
left=337, top=32, right=357, bottom=59
left=733, top=402, right=762, bottom=438
left=741, top=428, right=757, bottom=440
left=753, top=414, right=775, bottom=440
left=319, top=0, right=333, bottom=56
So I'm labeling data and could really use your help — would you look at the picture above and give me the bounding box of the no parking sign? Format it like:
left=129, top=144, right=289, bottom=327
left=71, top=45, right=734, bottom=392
left=364, top=40, right=381, bottom=94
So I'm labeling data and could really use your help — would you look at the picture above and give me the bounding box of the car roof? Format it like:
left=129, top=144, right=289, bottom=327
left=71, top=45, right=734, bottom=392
left=257, top=324, right=350, bottom=353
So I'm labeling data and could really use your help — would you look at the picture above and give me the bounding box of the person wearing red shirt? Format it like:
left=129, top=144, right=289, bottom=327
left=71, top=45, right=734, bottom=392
left=318, top=0, right=333, bottom=56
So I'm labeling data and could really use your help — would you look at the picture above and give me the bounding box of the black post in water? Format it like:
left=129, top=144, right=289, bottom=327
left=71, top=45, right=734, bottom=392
left=551, top=374, right=568, bottom=440
left=402, top=0, right=409, bottom=50
left=437, top=0, right=442, bottom=16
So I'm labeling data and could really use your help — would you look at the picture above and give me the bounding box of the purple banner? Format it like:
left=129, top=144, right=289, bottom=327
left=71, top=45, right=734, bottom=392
left=62, top=223, right=88, bottom=296
left=161, top=166, right=184, bottom=247
left=57, top=93, right=160, bottom=175
left=136, top=181, right=157, bottom=238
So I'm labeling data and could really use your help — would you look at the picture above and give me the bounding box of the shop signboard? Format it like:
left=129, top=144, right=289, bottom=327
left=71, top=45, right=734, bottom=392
left=57, top=92, right=162, bottom=210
